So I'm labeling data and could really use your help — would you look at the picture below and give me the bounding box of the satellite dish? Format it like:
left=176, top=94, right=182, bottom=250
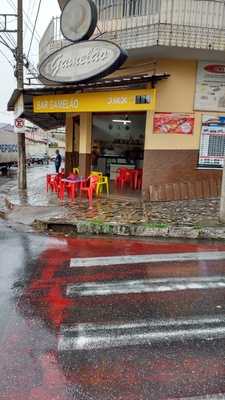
left=60, top=0, right=98, bottom=43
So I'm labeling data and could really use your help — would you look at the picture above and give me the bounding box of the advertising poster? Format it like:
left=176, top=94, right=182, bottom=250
left=195, top=61, right=225, bottom=111
left=198, top=115, right=225, bottom=168
left=153, top=113, right=194, bottom=134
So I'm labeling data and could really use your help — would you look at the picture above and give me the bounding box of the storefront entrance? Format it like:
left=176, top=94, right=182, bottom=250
left=91, top=112, right=146, bottom=193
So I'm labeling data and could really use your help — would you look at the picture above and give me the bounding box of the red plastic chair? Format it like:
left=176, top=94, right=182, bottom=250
left=65, top=173, right=80, bottom=200
left=53, top=174, right=63, bottom=194
left=46, top=174, right=53, bottom=192
left=116, top=168, right=133, bottom=190
left=128, top=169, right=138, bottom=190
left=46, top=174, right=57, bottom=192
left=57, top=179, right=77, bottom=201
left=58, top=180, right=67, bottom=200
left=137, top=168, right=143, bottom=190
left=80, top=175, right=99, bottom=208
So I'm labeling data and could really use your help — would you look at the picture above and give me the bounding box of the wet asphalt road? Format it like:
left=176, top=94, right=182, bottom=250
left=0, top=220, right=225, bottom=400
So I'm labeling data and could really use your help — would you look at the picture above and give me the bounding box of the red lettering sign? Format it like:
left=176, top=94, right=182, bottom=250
left=204, top=64, right=225, bottom=74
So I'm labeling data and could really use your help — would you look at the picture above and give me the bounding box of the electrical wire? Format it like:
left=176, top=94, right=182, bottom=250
left=0, top=46, right=14, bottom=68
left=0, top=34, right=13, bottom=49
left=1, top=0, right=40, bottom=82
left=0, top=14, right=17, bottom=48
left=24, top=0, right=36, bottom=37
left=27, top=0, right=42, bottom=58
left=2, top=32, right=16, bottom=47
left=6, top=0, right=41, bottom=41
left=0, top=17, right=16, bottom=45
left=0, top=31, right=36, bottom=81
left=0, top=28, right=16, bottom=50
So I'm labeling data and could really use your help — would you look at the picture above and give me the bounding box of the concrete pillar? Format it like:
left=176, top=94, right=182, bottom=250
left=79, top=112, right=92, bottom=178
left=65, top=113, right=80, bottom=175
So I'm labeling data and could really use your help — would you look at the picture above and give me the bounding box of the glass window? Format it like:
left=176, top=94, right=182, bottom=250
left=96, top=0, right=160, bottom=18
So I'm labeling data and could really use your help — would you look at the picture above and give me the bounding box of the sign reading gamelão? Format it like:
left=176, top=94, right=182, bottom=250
left=39, top=0, right=127, bottom=84
left=39, top=40, right=127, bottom=84
left=33, top=89, right=156, bottom=113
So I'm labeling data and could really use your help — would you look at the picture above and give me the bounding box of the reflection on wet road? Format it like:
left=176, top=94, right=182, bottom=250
left=0, top=223, right=225, bottom=399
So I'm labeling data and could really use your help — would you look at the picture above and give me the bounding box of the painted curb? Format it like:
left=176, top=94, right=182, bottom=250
left=32, top=218, right=225, bottom=240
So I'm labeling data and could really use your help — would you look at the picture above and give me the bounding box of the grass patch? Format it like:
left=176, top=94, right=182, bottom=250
left=193, top=224, right=204, bottom=230
left=142, top=222, right=169, bottom=229
left=90, top=218, right=104, bottom=225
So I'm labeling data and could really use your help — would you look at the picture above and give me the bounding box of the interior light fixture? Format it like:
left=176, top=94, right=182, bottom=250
left=112, top=119, right=132, bottom=125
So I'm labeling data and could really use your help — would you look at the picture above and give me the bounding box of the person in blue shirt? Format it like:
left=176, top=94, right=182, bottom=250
left=55, top=149, right=62, bottom=173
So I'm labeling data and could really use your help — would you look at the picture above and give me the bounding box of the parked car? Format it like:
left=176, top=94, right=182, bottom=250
left=27, top=153, right=49, bottom=165
left=50, top=154, right=56, bottom=161
left=50, top=153, right=65, bottom=162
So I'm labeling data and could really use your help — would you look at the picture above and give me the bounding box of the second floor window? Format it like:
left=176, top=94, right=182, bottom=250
left=96, top=0, right=159, bottom=18
left=123, top=0, right=142, bottom=16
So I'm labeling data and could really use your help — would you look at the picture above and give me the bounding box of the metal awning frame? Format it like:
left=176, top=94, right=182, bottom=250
left=8, top=73, right=170, bottom=130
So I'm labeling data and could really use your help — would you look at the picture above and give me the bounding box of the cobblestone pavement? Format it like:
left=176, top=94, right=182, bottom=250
left=62, top=197, right=221, bottom=228
left=1, top=165, right=223, bottom=228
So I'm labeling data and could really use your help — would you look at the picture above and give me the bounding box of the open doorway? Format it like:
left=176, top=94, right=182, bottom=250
left=92, top=112, right=146, bottom=194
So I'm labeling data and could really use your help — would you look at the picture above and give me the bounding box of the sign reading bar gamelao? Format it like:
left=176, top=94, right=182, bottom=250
left=39, top=40, right=127, bottom=84
left=33, top=89, right=156, bottom=113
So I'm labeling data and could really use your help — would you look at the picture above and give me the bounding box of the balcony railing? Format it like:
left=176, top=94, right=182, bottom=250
left=93, top=0, right=225, bottom=51
left=39, top=17, right=69, bottom=64
left=39, top=0, right=225, bottom=65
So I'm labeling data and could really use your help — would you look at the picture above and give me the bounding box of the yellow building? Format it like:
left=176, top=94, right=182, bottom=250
left=8, top=0, right=225, bottom=201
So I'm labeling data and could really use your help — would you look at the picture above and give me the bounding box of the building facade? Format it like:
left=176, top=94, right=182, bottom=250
left=9, top=0, right=225, bottom=200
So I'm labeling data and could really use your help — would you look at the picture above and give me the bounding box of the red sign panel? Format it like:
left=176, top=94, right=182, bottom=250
left=204, top=64, right=225, bottom=74
left=153, top=113, right=194, bottom=135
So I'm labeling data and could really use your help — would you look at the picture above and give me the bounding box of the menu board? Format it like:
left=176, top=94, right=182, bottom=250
left=153, top=113, right=194, bottom=134
left=195, top=61, right=225, bottom=111
left=198, top=115, right=225, bottom=168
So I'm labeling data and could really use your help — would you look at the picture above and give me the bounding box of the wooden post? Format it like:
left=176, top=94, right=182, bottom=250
left=17, top=0, right=27, bottom=190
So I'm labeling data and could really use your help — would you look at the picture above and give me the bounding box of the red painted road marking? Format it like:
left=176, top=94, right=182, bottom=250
left=9, top=237, right=225, bottom=399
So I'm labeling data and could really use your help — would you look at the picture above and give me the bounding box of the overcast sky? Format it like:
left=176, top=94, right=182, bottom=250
left=0, top=0, right=60, bottom=124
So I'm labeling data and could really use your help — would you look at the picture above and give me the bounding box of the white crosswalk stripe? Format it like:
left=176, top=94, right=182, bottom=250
left=58, top=315, right=225, bottom=351
left=70, top=252, right=225, bottom=268
left=58, top=252, right=225, bottom=398
left=178, top=396, right=225, bottom=400
left=66, top=276, right=225, bottom=297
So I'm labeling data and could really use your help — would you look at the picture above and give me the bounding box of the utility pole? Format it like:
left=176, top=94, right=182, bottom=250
left=17, top=0, right=27, bottom=190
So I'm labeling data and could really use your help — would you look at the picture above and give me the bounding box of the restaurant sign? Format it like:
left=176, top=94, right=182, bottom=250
left=39, top=0, right=127, bottom=84
left=33, top=89, right=156, bottom=113
left=60, top=0, right=97, bottom=42
left=39, top=40, right=127, bottom=84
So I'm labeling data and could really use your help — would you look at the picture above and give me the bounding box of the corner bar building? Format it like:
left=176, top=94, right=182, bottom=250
left=8, top=0, right=225, bottom=201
